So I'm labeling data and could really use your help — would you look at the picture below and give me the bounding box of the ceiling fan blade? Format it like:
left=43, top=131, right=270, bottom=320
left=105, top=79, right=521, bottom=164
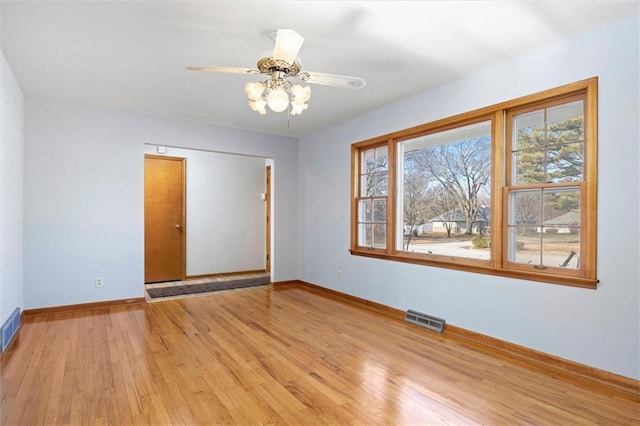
left=272, top=29, right=304, bottom=65
left=185, top=65, right=260, bottom=75
left=296, top=71, right=366, bottom=89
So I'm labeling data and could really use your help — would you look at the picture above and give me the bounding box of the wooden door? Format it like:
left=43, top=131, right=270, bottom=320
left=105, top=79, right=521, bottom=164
left=144, top=155, right=185, bottom=283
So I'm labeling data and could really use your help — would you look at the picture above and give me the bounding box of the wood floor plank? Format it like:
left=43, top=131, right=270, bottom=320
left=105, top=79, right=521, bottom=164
left=2, top=285, right=638, bottom=425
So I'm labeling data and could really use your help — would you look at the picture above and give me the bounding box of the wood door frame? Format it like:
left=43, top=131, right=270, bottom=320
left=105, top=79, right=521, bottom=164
left=265, top=165, right=271, bottom=273
left=144, top=154, right=187, bottom=282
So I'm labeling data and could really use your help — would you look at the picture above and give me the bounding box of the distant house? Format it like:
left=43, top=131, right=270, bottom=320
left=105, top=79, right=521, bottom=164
left=425, top=206, right=491, bottom=235
left=539, top=210, right=580, bottom=234
left=404, top=223, right=432, bottom=236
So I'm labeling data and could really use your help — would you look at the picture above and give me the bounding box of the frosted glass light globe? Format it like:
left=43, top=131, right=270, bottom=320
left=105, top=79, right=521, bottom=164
left=267, top=88, right=289, bottom=112
left=291, top=84, right=311, bottom=102
left=244, top=81, right=265, bottom=101
left=249, top=99, right=267, bottom=115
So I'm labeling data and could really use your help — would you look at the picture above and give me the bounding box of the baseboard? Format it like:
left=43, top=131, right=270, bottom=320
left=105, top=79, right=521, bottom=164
left=22, top=297, right=146, bottom=317
left=442, top=323, right=639, bottom=396
left=272, top=279, right=312, bottom=288
left=275, top=280, right=639, bottom=397
left=273, top=280, right=405, bottom=320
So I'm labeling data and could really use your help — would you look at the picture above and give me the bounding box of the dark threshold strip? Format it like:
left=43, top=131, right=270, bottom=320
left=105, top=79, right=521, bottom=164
left=147, top=276, right=270, bottom=299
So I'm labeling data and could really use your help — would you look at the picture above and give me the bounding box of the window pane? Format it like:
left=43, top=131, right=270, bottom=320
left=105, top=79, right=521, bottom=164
left=542, top=228, right=580, bottom=269
left=514, top=109, right=545, bottom=150
left=358, top=199, right=372, bottom=222
left=358, top=223, right=372, bottom=247
left=513, top=149, right=544, bottom=185
left=547, top=142, right=583, bottom=183
left=375, top=146, right=388, bottom=171
left=510, top=189, right=541, bottom=226
left=362, top=149, right=375, bottom=172
left=543, top=188, right=580, bottom=227
left=374, top=172, right=388, bottom=195
left=361, top=171, right=378, bottom=197
left=508, top=227, right=541, bottom=265
left=397, top=121, right=492, bottom=261
left=360, top=174, right=370, bottom=197
left=372, top=199, right=386, bottom=223
left=373, top=224, right=386, bottom=248
left=361, top=172, right=388, bottom=196
left=547, top=101, right=583, bottom=145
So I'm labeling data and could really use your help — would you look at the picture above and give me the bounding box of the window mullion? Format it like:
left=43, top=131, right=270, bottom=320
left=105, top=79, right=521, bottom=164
left=350, top=144, right=358, bottom=249
left=386, top=139, right=396, bottom=254
left=492, top=110, right=505, bottom=269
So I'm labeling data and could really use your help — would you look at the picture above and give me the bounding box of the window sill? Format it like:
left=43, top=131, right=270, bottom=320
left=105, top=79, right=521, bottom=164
left=349, top=248, right=597, bottom=289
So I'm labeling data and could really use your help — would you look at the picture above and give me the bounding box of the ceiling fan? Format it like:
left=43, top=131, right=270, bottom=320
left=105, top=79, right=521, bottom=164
left=186, top=29, right=366, bottom=115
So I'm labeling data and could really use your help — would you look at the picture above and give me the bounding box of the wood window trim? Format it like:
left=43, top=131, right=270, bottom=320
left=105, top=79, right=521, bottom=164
left=350, top=77, right=598, bottom=289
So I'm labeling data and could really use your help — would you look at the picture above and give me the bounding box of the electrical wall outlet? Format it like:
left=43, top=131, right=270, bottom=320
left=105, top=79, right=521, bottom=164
left=338, top=270, right=343, bottom=280
left=95, top=277, right=104, bottom=288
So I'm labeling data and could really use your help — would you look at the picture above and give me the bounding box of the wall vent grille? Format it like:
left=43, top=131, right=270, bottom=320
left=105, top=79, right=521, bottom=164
left=1, top=308, right=21, bottom=352
left=404, top=310, right=445, bottom=333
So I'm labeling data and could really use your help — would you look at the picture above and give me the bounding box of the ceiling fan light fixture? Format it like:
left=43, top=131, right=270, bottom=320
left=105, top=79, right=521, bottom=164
left=244, top=81, right=265, bottom=101
left=248, top=98, right=267, bottom=115
left=244, top=79, right=310, bottom=115
left=290, top=102, right=308, bottom=116
left=187, top=28, right=365, bottom=121
left=266, top=87, right=290, bottom=112
left=291, top=84, right=311, bottom=102
left=290, top=84, right=311, bottom=116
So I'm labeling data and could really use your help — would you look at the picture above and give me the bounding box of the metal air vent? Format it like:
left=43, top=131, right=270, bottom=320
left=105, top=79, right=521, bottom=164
left=1, top=308, right=21, bottom=352
left=404, top=309, right=445, bottom=333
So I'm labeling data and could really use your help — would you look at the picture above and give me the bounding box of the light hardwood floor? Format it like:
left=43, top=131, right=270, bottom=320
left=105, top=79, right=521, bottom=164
left=1, top=285, right=638, bottom=425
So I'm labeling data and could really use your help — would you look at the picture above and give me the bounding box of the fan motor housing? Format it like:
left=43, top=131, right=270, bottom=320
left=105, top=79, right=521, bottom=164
left=257, top=57, right=301, bottom=76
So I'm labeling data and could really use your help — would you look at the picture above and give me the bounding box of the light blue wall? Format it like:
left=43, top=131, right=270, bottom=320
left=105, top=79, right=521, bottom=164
left=0, top=48, right=24, bottom=325
left=24, top=98, right=298, bottom=309
left=298, top=15, right=640, bottom=379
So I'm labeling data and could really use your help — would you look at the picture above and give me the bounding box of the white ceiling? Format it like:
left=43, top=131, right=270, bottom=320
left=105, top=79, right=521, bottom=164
left=2, top=1, right=638, bottom=138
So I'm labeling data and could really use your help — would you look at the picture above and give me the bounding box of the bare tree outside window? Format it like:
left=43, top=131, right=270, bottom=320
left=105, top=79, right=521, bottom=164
left=430, top=186, right=460, bottom=238
left=402, top=168, right=432, bottom=250
left=413, top=138, right=491, bottom=235
left=398, top=121, right=492, bottom=258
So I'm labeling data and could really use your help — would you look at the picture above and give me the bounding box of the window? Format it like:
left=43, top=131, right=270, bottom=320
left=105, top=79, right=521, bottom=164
left=396, top=120, right=492, bottom=261
left=355, top=145, right=388, bottom=249
left=350, top=78, right=597, bottom=288
left=506, top=98, right=586, bottom=275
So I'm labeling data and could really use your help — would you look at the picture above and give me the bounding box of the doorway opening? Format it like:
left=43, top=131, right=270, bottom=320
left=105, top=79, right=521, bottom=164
left=143, top=145, right=273, bottom=293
